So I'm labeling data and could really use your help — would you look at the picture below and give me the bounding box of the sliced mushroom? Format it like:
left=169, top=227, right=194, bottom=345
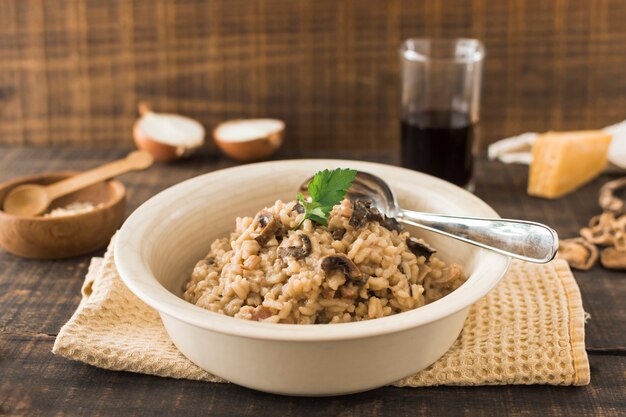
left=349, top=200, right=370, bottom=229
left=406, top=237, right=436, bottom=260
left=580, top=212, right=616, bottom=246
left=254, top=211, right=284, bottom=246
left=599, top=177, right=626, bottom=214
left=257, top=211, right=272, bottom=227
left=331, top=227, right=346, bottom=240
left=294, top=202, right=305, bottom=214
left=349, top=200, right=383, bottom=229
left=381, top=216, right=403, bottom=233
left=349, top=199, right=402, bottom=232
left=557, top=238, right=599, bottom=271
left=277, top=233, right=312, bottom=259
left=319, top=254, right=362, bottom=281
left=600, top=246, right=626, bottom=270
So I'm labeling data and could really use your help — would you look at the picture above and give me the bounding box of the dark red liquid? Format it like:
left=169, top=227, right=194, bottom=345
left=401, top=111, right=475, bottom=187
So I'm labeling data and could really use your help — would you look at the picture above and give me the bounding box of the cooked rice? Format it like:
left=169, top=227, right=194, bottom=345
left=183, top=199, right=466, bottom=324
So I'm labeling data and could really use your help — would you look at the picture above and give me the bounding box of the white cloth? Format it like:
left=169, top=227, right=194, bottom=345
left=488, top=121, right=626, bottom=169
left=52, top=237, right=590, bottom=387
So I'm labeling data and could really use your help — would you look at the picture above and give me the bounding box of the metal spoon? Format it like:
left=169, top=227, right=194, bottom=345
left=300, top=171, right=558, bottom=263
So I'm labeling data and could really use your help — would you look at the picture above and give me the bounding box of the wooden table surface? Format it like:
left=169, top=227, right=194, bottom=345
left=1, top=147, right=625, bottom=417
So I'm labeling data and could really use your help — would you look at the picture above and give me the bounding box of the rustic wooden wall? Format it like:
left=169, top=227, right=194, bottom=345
left=0, top=0, right=625, bottom=151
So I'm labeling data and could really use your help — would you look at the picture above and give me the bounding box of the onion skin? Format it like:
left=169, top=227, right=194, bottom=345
left=214, top=128, right=283, bottom=162
left=133, top=122, right=185, bottom=162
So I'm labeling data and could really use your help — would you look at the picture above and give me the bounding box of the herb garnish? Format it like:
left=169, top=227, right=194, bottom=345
left=296, top=168, right=357, bottom=229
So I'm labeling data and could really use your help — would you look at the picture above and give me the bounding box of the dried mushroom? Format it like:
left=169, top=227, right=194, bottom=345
left=557, top=238, right=599, bottom=271
left=600, top=231, right=626, bottom=270
left=277, top=233, right=312, bottom=259
left=599, top=177, right=626, bottom=214
left=568, top=209, right=626, bottom=271
left=254, top=211, right=284, bottom=246
left=580, top=212, right=617, bottom=246
left=561, top=176, right=626, bottom=272
left=600, top=246, right=626, bottom=270
left=406, top=237, right=436, bottom=260
left=319, top=254, right=362, bottom=281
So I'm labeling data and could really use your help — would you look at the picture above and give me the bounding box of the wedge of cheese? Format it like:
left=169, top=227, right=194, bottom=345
left=528, top=130, right=612, bottom=199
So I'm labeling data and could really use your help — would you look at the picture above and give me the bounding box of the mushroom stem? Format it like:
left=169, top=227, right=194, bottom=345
left=406, top=237, right=437, bottom=260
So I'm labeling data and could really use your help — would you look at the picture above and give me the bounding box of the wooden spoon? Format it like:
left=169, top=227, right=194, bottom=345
left=2, top=151, right=154, bottom=216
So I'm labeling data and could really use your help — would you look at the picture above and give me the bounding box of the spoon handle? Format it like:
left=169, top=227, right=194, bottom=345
left=397, top=209, right=559, bottom=263
left=46, top=151, right=154, bottom=200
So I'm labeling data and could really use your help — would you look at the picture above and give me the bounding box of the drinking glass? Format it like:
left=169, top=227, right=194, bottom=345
left=399, top=38, right=485, bottom=189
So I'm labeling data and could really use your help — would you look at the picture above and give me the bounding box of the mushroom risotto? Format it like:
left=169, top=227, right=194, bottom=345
left=183, top=199, right=467, bottom=324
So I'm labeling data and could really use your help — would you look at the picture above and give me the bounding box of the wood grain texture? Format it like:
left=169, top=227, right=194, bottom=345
left=1, top=335, right=625, bottom=417
left=1, top=1, right=626, bottom=150
left=0, top=147, right=625, bottom=416
left=0, top=172, right=126, bottom=259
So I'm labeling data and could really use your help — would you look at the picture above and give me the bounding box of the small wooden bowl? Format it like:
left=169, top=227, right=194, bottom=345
left=0, top=172, right=126, bottom=259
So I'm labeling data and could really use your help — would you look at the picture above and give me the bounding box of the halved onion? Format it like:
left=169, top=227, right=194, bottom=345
left=213, top=119, right=285, bottom=162
left=133, top=106, right=205, bottom=161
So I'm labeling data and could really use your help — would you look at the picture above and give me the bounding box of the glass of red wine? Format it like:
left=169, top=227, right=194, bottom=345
left=399, top=38, right=485, bottom=190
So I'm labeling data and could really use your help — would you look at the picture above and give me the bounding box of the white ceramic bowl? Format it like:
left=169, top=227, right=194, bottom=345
left=115, top=159, right=510, bottom=396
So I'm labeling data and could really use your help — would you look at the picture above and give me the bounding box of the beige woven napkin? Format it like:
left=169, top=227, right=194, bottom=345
left=53, top=238, right=590, bottom=387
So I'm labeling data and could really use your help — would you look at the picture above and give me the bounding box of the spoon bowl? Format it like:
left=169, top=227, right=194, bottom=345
left=301, top=171, right=559, bottom=263
left=1, top=184, right=50, bottom=216
left=2, top=151, right=152, bottom=217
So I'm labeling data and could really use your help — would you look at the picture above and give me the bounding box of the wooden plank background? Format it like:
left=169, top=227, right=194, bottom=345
left=2, top=148, right=626, bottom=416
left=0, top=0, right=625, bottom=151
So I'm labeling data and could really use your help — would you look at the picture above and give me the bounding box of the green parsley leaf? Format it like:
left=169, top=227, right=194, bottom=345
left=295, top=168, right=357, bottom=228
left=308, top=168, right=357, bottom=208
